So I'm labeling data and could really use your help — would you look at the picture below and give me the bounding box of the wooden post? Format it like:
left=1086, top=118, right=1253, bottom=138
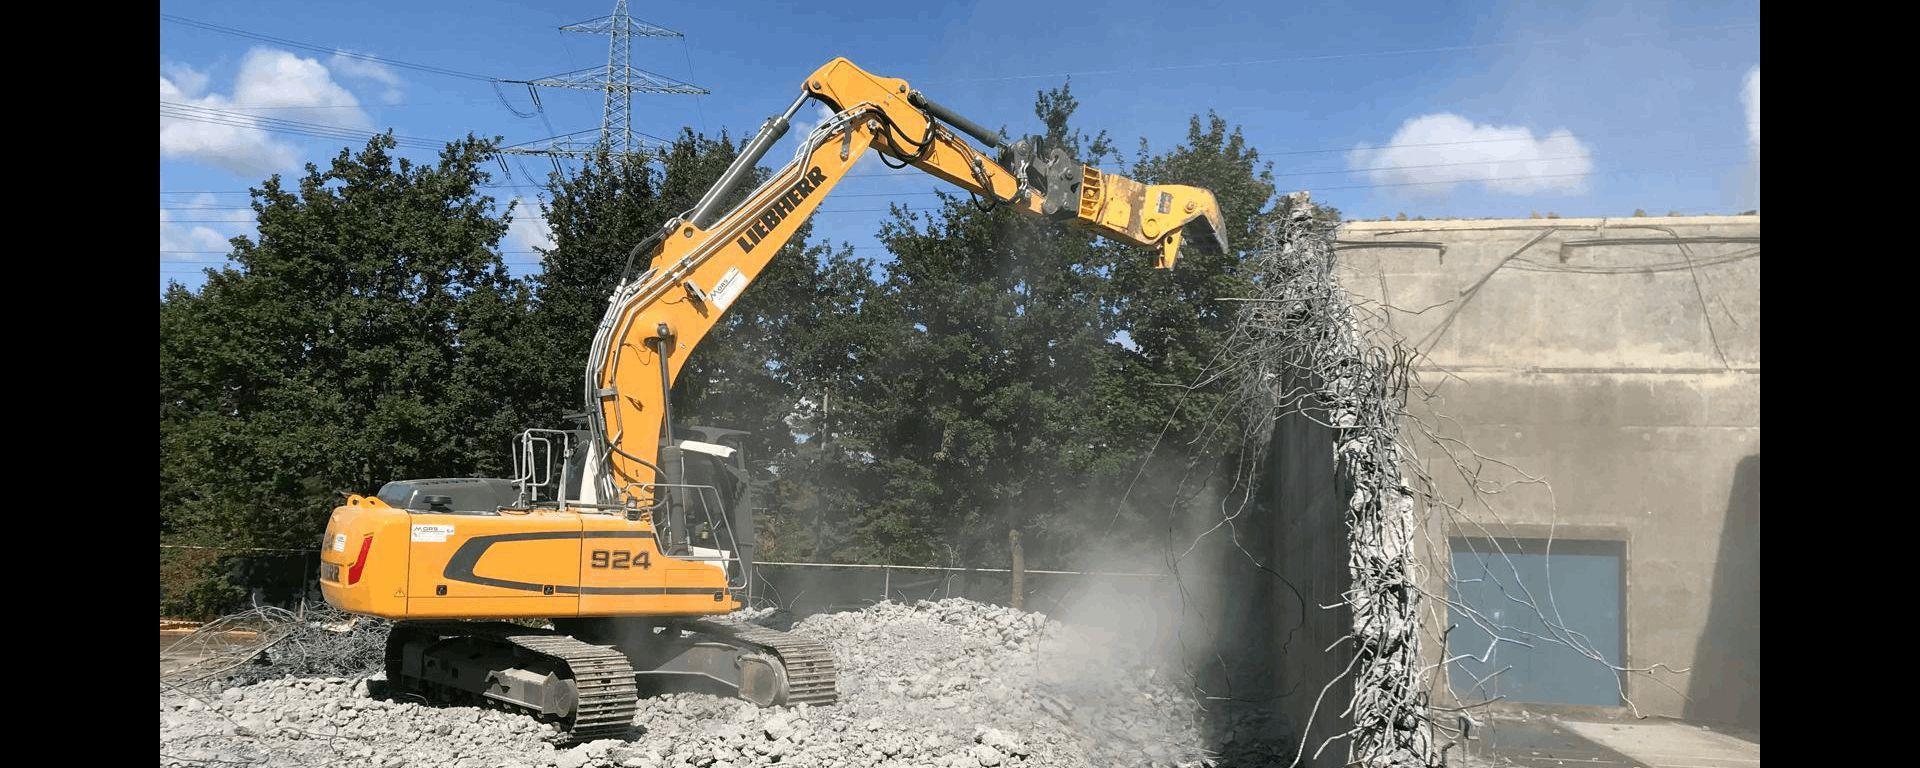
left=811, top=390, right=830, bottom=559
left=1009, top=529, right=1025, bottom=610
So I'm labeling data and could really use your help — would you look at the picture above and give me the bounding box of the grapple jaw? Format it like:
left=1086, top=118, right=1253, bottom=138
left=1002, top=137, right=1230, bottom=269
left=1090, top=174, right=1231, bottom=269
left=1152, top=194, right=1230, bottom=268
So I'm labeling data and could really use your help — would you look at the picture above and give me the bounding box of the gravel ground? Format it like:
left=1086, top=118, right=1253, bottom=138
left=160, top=599, right=1243, bottom=768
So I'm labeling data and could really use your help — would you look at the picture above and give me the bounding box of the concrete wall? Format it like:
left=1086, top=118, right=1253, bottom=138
left=1331, top=216, right=1760, bottom=727
left=1262, top=386, right=1353, bottom=765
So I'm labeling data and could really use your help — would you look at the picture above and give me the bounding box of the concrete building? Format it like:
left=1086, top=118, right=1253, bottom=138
left=1328, top=215, right=1760, bottom=728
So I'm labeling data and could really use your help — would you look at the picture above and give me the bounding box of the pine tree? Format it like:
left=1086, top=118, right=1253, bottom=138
left=160, top=134, right=537, bottom=616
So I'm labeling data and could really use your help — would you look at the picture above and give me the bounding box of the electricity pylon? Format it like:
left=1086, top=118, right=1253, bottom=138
left=502, top=1, right=707, bottom=164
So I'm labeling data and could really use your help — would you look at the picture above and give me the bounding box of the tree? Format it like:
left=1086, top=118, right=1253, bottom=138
left=812, top=92, right=1325, bottom=571
left=160, top=134, right=538, bottom=616
left=157, top=92, right=1351, bottom=614
left=1057, top=112, right=1305, bottom=565
left=808, top=84, right=1123, bottom=566
left=527, top=131, right=884, bottom=551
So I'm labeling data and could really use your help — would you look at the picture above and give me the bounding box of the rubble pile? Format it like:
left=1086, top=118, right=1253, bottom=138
left=161, top=676, right=556, bottom=767
left=161, top=605, right=391, bottom=687
left=160, top=599, right=1224, bottom=768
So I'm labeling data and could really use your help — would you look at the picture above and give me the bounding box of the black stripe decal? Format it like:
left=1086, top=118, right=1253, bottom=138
left=440, top=530, right=726, bottom=596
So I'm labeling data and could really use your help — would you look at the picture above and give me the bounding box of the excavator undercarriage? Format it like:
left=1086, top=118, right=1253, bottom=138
left=355, top=425, right=836, bottom=743
left=319, top=56, right=1224, bottom=745
left=385, top=617, right=836, bottom=742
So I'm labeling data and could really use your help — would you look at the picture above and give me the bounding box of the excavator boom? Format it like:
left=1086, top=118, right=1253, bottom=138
left=585, top=57, right=1230, bottom=517
left=318, top=57, right=1230, bottom=743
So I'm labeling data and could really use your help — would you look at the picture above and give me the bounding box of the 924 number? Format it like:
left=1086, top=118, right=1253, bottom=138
left=590, top=549, right=651, bottom=570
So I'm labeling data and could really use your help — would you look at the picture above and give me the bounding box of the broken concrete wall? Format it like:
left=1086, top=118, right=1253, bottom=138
left=1223, top=196, right=1430, bottom=767
left=1333, top=216, right=1760, bottom=727
left=1265, top=385, right=1354, bottom=766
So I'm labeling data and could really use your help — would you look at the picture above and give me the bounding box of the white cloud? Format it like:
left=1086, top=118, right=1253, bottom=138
left=161, top=60, right=209, bottom=98
left=160, top=195, right=245, bottom=262
left=505, top=197, right=555, bottom=253
left=1741, top=66, right=1759, bottom=156
left=160, top=48, right=370, bottom=177
left=792, top=102, right=889, bottom=179
left=329, top=51, right=405, bottom=105
left=788, top=104, right=841, bottom=166
left=1347, top=113, right=1593, bottom=196
left=792, top=103, right=837, bottom=141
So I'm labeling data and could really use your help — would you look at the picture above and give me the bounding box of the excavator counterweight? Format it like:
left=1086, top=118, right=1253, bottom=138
left=318, top=57, right=1229, bottom=742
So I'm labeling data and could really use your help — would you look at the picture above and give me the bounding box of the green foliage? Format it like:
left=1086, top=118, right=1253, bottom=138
left=160, top=134, right=541, bottom=606
left=778, top=98, right=1308, bottom=570
left=159, top=548, right=246, bottom=620
left=158, top=91, right=1336, bottom=602
left=525, top=131, right=754, bottom=418
left=526, top=132, right=885, bottom=521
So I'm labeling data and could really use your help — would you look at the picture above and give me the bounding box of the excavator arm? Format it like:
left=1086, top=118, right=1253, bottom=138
left=582, top=57, right=1230, bottom=532
left=319, top=57, right=1232, bottom=739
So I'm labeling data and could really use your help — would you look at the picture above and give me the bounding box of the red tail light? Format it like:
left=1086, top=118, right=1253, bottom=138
left=346, top=535, right=374, bottom=585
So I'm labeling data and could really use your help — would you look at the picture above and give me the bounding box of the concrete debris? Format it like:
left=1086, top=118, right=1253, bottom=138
left=161, top=599, right=1227, bottom=767
left=1217, top=194, right=1436, bottom=766
left=162, top=605, right=391, bottom=688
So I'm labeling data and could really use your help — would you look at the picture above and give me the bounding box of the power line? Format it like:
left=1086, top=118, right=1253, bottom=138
left=159, top=13, right=501, bottom=82
left=1285, top=143, right=1751, bottom=178
left=162, top=156, right=1756, bottom=211
left=161, top=128, right=1736, bottom=203
left=160, top=102, right=448, bottom=150
left=920, top=22, right=1758, bottom=84
left=160, top=132, right=1743, bottom=200
left=680, top=38, right=708, bottom=135
left=500, top=1, right=705, bottom=162
left=1304, top=160, right=1754, bottom=192
left=161, top=250, right=550, bottom=256
left=161, top=206, right=915, bottom=225
left=175, top=97, right=516, bottom=111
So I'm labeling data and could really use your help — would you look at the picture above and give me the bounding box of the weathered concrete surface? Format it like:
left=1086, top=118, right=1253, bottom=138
left=1558, top=718, right=1759, bottom=767
left=1264, top=388, right=1353, bottom=766
left=1333, top=216, right=1760, bottom=728
left=1454, top=710, right=1759, bottom=768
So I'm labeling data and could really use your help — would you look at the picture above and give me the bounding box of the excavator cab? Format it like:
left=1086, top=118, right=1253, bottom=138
left=322, top=55, right=1230, bottom=743
left=503, top=424, right=755, bottom=588
left=662, top=424, right=757, bottom=594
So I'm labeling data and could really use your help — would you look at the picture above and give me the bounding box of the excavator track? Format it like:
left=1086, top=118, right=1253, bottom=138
left=383, top=618, right=835, bottom=744
left=386, top=621, right=638, bottom=743
left=682, top=617, right=840, bottom=706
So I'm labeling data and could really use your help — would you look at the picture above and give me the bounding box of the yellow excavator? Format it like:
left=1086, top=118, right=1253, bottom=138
left=317, top=57, right=1229, bottom=741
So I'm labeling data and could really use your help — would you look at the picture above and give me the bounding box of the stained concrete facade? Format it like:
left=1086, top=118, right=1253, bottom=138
left=1330, top=216, right=1760, bottom=728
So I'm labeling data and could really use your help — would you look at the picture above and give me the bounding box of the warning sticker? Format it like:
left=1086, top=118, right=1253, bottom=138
left=411, top=524, right=455, bottom=543
left=331, top=533, right=347, bottom=552
left=709, top=267, right=747, bottom=311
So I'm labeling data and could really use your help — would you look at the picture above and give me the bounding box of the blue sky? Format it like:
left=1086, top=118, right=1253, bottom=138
left=160, top=0, right=1760, bottom=292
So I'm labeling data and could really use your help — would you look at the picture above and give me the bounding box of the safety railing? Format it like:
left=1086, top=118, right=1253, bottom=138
left=626, top=481, right=745, bottom=591
left=512, top=429, right=576, bottom=506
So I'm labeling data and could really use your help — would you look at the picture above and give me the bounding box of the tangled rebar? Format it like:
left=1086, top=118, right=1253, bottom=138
left=1205, top=193, right=1433, bottom=767
left=161, top=604, right=391, bottom=690
left=1182, top=197, right=1731, bottom=767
